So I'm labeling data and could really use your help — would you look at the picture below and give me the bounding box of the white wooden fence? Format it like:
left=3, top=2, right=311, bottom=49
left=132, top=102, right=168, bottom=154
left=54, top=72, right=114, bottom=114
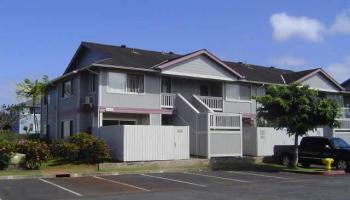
left=98, top=125, right=189, bottom=161
left=243, top=127, right=323, bottom=156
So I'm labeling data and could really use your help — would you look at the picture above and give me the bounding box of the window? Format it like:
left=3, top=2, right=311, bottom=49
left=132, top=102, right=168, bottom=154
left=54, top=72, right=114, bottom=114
left=161, top=77, right=172, bottom=93
left=89, top=72, right=97, bottom=93
left=107, top=72, right=144, bottom=94
left=225, top=83, right=257, bottom=101
left=240, top=85, right=251, bottom=100
left=225, top=84, right=240, bottom=100
left=199, top=84, right=210, bottom=96
left=61, top=120, right=73, bottom=138
left=102, top=119, right=136, bottom=126
left=62, top=80, right=73, bottom=98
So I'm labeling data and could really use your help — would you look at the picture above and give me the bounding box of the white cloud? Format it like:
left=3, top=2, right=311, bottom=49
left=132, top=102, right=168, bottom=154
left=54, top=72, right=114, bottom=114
left=330, top=9, right=350, bottom=34
left=270, top=12, right=326, bottom=42
left=270, top=56, right=308, bottom=68
left=325, top=55, right=350, bottom=83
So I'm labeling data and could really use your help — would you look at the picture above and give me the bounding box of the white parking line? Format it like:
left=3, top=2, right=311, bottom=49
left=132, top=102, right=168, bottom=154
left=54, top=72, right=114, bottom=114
left=228, top=171, right=292, bottom=180
left=92, top=176, right=150, bottom=192
left=140, top=174, right=207, bottom=187
left=184, top=172, right=249, bottom=183
left=39, top=178, right=83, bottom=197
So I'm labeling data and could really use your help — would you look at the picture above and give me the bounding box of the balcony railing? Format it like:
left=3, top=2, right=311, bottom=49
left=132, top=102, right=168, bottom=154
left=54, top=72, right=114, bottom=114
left=198, top=96, right=223, bottom=111
left=161, top=93, right=176, bottom=108
left=337, top=118, right=350, bottom=130
left=209, top=113, right=241, bottom=130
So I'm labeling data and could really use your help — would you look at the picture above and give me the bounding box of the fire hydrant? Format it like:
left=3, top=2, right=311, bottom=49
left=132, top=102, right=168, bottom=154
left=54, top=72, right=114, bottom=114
left=322, top=158, right=334, bottom=171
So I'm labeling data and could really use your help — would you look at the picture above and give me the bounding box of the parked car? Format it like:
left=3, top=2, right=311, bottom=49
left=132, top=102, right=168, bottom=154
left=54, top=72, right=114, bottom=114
left=274, top=137, right=350, bottom=171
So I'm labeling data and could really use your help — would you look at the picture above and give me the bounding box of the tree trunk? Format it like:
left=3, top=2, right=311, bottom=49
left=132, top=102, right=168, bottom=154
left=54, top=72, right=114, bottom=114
left=292, top=134, right=299, bottom=168
left=32, top=97, right=38, bottom=135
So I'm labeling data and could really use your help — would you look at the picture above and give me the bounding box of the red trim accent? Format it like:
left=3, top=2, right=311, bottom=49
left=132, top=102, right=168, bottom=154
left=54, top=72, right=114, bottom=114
left=242, top=113, right=256, bottom=119
left=99, top=106, right=175, bottom=115
left=158, top=50, right=244, bottom=79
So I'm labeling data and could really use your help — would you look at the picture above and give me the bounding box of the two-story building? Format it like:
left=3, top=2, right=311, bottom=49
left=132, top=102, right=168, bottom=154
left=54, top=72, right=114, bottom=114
left=12, top=99, right=41, bottom=134
left=41, top=42, right=350, bottom=159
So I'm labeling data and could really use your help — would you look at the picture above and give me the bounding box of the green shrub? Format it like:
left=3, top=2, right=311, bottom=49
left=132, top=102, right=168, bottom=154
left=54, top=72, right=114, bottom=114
left=50, top=141, right=79, bottom=161
left=16, top=140, right=50, bottom=169
left=0, top=139, right=14, bottom=169
left=0, top=131, right=19, bottom=142
left=69, top=133, right=110, bottom=163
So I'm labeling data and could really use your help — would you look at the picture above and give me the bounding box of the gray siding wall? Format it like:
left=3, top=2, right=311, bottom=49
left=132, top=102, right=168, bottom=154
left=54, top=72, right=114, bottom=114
left=162, top=55, right=237, bottom=81
left=150, top=114, right=161, bottom=125
left=43, top=71, right=98, bottom=139
left=223, top=101, right=257, bottom=114
left=100, top=70, right=161, bottom=109
left=56, top=75, right=80, bottom=138
left=301, top=73, right=339, bottom=92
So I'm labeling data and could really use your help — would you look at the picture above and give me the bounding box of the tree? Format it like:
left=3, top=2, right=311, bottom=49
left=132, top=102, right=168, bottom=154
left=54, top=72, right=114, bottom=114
left=16, top=76, right=49, bottom=134
left=255, top=84, right=340, bottom=167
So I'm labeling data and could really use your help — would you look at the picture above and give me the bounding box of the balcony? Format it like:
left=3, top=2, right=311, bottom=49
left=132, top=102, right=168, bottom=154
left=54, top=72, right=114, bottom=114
left=197, top=96, right=223, bottom=111
left=161, top=93, right=176, bottom=108
left=209, top=113, right=241, bottom=130
left=337, top=118, right=350, bottom=130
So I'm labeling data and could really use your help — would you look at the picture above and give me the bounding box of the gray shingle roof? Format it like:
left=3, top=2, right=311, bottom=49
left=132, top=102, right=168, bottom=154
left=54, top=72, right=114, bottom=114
left=223, top=61, right=292, bottom=84
left=67, top=42, right=331, bottom=85
left=282, top=68, right=320, bottom=84
left=83, top=42, right=181, bottom=69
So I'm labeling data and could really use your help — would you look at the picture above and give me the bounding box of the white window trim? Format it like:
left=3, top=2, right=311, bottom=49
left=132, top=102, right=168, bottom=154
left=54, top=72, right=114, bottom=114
left=106, top=71, right=146, bottom=95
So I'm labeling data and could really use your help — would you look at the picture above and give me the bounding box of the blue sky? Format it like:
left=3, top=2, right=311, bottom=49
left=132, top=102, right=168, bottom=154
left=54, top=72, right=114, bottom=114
left=1, top=0, right=350, bottom=105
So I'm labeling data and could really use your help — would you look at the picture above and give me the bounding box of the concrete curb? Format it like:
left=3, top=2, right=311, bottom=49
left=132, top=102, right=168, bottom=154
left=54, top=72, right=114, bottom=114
left=0, top=168, right=207, bottom=180
left=283, top=169, right=346, bottom=176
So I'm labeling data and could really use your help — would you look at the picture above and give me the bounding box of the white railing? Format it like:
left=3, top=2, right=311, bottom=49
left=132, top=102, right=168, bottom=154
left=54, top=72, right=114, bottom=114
left=198, top=96, right=223, bottom=111
left=161, top=93, right=176, bottom=108
left=341, top=107, right=350, bottom=118
left=337, top=118, right=350, bottom=130
left=209, top=113, right=241, bottom=130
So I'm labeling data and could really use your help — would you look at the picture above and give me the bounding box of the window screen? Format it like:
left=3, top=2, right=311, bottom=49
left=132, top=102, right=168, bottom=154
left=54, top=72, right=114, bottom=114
left=225, top=83, right=239, bottom=100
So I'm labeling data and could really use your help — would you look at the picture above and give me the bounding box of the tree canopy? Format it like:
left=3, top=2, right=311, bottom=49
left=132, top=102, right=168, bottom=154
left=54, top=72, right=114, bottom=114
left=255, top=84, right=340, bottom=137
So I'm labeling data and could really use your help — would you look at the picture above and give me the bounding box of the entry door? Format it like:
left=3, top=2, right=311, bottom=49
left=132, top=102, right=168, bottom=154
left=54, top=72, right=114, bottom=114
left=174, top=127, right=189, bottom=159
left=199, top=84, right=210, bottom=96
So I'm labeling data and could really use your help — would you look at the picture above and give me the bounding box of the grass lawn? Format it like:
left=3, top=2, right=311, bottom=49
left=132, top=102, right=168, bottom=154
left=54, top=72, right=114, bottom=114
left=0, top=159, right=209, bottom=177
left=0, top=160, right=98, bottom=177
left=251, top=163, right=328, bottom=173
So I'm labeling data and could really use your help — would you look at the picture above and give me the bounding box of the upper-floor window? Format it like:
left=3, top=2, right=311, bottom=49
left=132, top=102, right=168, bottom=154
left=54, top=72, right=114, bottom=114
left=107, top=72, right=144, bottom=94
left=62, top=80, right=73, bottom=98
left=89, top=72, right=97, bottom=93
left=225, top=83, right=258, bottom=101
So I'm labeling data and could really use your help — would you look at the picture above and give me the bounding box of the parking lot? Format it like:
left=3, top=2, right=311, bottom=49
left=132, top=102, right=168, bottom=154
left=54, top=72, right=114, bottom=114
left=0, top=170, right=349, bottom=200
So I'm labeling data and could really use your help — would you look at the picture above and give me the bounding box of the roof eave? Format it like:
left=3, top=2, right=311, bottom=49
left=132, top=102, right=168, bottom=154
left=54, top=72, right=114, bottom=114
left=157, top=49, right=244, bottom=79
left=293, top=68, right=345, bottom=91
